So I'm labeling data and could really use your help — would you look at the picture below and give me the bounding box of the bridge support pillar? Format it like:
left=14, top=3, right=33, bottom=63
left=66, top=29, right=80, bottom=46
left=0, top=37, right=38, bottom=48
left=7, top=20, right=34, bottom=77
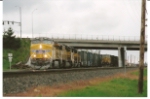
left=123, top=46, right=127, bottom=66
left=118, top=46, right=122, bottom=67
left=118, top=46, right=127, bottom=67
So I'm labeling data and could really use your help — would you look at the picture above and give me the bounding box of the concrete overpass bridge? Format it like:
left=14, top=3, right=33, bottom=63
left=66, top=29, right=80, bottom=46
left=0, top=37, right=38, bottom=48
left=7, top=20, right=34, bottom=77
left=53, top=39, right=147, bottom=51
left=37, top=34, right=147, bottom=50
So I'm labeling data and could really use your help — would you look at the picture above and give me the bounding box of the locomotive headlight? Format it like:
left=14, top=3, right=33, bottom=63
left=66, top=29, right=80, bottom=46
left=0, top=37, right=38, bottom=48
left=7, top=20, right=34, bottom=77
left=44, top=54, right=47, bottom=58
left=33, top=54, right=36, bottom=57
left=40, top=44, right=42, bottom=49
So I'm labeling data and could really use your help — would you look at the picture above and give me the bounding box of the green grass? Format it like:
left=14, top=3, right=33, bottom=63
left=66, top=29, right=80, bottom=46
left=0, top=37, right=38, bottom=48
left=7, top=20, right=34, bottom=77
left=3, top=38, right=30, bottom=70
left=58, top=71, right=147, bottom=97
left=132, top=68, right=147, bottom=76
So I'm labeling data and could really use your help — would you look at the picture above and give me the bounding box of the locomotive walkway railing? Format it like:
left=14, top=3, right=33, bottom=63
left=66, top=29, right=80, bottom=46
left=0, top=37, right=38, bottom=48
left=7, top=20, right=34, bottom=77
left=33, top=34, right=148, bottom=42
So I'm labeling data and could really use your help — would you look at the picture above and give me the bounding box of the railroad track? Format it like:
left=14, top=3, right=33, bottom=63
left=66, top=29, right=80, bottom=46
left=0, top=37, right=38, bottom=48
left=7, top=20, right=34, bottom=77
left=3, top=66, right=137, bottom=75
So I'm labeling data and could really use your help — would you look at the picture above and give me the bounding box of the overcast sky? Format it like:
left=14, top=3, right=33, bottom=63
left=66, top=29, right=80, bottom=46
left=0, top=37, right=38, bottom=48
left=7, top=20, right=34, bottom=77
left=3, top=0, right=146, bottom=37
left=2, top=0, right=149, bottom=63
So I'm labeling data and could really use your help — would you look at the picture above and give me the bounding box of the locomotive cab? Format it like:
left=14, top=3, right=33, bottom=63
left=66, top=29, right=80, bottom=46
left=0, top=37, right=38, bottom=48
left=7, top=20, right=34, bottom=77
left=30, top=37, right=54, bottom=66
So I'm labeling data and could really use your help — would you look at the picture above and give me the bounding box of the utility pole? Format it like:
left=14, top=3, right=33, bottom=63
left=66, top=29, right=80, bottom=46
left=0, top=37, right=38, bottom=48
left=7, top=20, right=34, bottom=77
left=15, top=6, right=22, bottom=38
left=32, top=9, right=37, bottom=38
left=138, top=0, right=146, bottom=94
left=20, top=7, right=22, bottom=38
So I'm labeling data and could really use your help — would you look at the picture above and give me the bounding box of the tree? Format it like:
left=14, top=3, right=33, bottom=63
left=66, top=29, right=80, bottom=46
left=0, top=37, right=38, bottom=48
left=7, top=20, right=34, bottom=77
left=3, top=27, right=21, bottom=49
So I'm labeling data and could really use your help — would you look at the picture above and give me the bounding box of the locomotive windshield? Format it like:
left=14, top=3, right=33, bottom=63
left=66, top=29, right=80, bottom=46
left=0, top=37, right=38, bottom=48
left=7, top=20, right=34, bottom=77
left=31, top=40, right=41, bottom=44
left=42, top=40, right=53, bottom=44
left=31, top=37, right=53, bottom=44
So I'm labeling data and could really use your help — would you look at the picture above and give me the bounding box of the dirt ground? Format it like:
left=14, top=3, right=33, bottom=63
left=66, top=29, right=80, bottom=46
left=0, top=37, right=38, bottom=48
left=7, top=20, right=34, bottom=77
left=4, top=69, right=146, bottom=97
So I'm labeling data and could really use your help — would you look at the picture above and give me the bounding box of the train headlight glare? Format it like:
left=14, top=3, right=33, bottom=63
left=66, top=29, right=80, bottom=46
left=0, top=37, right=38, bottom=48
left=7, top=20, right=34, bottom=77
left=40, top=44, right=42, bottom=49
left=34, top=55, right=36, bottom=57
left=44, top=54, right=47, bottom=58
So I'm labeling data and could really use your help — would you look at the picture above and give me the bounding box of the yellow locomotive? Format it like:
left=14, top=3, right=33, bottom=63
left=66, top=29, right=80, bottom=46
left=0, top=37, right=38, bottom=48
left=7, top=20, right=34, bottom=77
left=101, top=54, right=118, bottom=67
left=101, top=55, right=111, bottom=67
left=30, top=37, right=80, bottom=69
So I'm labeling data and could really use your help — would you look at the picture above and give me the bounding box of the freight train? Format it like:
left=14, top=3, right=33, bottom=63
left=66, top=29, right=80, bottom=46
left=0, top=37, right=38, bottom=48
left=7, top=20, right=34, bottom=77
left=30, top=37, right=118, bottom=69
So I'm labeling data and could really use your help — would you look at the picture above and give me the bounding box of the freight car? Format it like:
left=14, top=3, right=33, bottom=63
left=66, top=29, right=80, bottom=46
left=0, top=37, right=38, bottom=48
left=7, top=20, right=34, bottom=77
left=87, top=51, right=93, bottom=66
left=79, top=51, right=88, bottom=67
left=79, top=50, right=102, bottom=67
left=92, top=53, right=101, bottom=67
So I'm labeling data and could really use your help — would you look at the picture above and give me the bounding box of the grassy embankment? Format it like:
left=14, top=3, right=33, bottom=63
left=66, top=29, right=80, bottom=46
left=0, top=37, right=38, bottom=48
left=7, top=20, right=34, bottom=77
left=58, top=68, right=147, bottom=97
left=3, top=38, right=30, bottom=70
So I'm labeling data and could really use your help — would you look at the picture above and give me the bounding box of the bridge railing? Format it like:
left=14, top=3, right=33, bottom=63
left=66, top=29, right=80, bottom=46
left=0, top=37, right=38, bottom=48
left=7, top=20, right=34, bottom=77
left=34, top=34, right=147, bottom=42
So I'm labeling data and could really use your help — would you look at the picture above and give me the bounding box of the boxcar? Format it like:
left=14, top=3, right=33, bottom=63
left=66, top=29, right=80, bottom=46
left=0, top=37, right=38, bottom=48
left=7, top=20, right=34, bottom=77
left=79, top=51, right=88, bottom=67
left=87, top=52, right=93, bottom=66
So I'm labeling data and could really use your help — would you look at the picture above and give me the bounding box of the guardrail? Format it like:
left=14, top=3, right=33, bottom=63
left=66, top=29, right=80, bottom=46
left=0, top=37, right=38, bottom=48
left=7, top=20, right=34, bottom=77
left=32, top=34, right=147, bottom=42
